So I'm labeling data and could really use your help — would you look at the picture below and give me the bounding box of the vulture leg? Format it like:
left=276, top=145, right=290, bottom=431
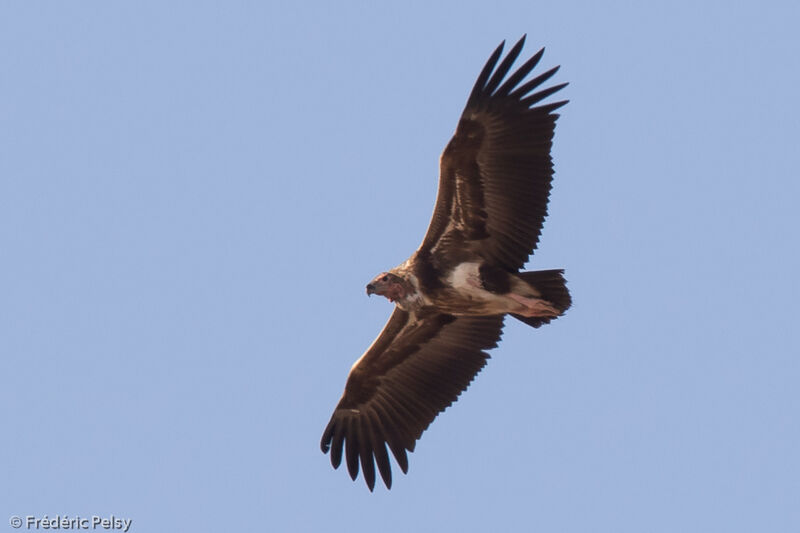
left=507, top=293, right=561, bottom=318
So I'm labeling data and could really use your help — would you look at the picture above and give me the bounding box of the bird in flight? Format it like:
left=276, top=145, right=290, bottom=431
left=321, top=35, right=571, bottom=490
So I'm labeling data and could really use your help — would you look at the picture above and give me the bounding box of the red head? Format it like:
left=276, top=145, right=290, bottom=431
left=366, top=272, right=407, bottom=303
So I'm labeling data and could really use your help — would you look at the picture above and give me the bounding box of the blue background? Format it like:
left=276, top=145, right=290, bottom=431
left=2, top=2, right=798, bottom=532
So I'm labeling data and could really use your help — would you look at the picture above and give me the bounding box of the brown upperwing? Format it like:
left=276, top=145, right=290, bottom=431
left=419, top=35, right=567, bottom=271
left=321, top=307, right=504, bottom=490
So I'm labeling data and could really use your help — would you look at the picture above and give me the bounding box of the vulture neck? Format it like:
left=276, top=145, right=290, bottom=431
left=389, top=262, right=424, bottom=313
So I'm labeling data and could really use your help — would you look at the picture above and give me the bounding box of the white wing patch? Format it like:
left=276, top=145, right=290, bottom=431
left=448, top=262, right=483, bottom=294
left=446, top=262, right=516, bottom=313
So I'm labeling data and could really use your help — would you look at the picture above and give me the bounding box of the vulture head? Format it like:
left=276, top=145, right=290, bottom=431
left=366, top=272, right=407, bottom=303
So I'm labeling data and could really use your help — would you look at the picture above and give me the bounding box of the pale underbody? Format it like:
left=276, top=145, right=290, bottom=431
left=442, top=262, right=560, bottom=317
left=390, top=261, right=560, bottom=318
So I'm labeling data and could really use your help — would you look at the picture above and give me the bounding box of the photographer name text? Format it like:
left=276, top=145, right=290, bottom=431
left=9, top=515, right=131, bottom=532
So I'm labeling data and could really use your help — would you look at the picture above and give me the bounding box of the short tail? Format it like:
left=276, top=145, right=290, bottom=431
left=511, top=269, right=571, bottom=328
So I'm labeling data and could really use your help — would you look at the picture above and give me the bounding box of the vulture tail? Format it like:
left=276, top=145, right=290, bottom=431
left=510, top=269, right=571, bottom=328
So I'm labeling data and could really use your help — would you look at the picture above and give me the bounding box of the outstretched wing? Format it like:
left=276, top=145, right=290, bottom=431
left=321, top=308, right=505, bottom=490
left=420, top=35, right=568, bottom=271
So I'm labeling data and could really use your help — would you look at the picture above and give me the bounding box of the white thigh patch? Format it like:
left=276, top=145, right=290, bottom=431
left=448, top=262, right=482, bottom=292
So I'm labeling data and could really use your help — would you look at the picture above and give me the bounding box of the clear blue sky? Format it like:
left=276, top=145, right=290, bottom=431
left=2, top=2, right=798, bottom=532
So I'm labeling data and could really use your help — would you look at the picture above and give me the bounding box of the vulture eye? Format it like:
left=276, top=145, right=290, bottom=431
left=382, top=276, right=389, bottom=282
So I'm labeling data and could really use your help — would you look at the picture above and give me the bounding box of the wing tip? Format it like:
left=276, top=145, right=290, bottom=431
left=320, top=420, right=333, bottom=453
left=465, top=36, right=567, bottom=113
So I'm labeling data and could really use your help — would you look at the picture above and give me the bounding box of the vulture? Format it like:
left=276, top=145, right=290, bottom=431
left=321, top=36, right=571, bottom=490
